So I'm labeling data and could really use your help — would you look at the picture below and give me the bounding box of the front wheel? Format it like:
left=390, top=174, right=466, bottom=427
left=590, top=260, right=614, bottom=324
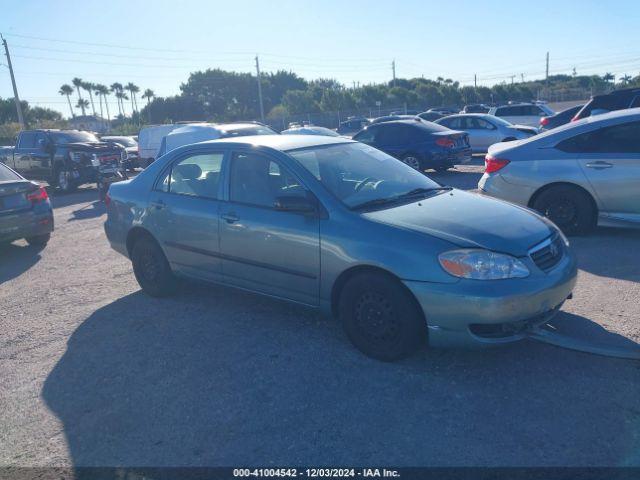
left=131, top=236, right=177, bottom=297
left=339, top=272, right=426, bottom=361
left=54, top=166, right=76, bottom=194
left=532, top=185, right=596, bottom=235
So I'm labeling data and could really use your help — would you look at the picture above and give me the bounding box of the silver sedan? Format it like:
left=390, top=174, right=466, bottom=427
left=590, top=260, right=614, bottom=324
left=436, top=114, right=537, bottom=153
left=479, top=108, right=640, bottom=235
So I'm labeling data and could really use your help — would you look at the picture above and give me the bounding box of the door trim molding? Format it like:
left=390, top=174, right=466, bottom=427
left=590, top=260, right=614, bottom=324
left=164, top=241, right=317, bottom=280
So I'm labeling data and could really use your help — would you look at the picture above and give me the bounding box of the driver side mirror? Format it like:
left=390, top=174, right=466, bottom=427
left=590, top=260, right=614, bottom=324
left=274, top=195, right=317, bottom=214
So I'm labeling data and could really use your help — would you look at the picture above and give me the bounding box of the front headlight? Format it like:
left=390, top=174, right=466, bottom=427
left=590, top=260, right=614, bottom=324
left=90, top=154, right=100, bottom=167
left=439, top=249, right=530, bottom=280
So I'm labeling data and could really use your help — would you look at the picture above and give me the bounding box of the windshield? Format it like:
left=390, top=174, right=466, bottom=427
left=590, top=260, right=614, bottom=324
left=103, top=136, right=137, bottom=147
left=0, top=163, right=21, bottom=181
left=288, top=142, right=441, bottom=209
left=50, top=131, right=100, bottom=144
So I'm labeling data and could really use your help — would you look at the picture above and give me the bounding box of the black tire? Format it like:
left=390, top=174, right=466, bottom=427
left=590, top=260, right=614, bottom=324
left=532, top=185, right=596, bottom=236
left=338, top=272, right=426, bottom=361
left=25, top=233, right=50, bottom=246
left=53, top=165, right=76, bottom=194
left=400, top=154, right=422, bottom=171
left=131, top=236, right=176, bottom=297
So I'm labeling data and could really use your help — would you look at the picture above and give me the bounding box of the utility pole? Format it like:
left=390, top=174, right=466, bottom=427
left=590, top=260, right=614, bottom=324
left=474, top=74, right=477, bottom=89
left=1, top=34, right=25, bottom=130
left=545, top=51, right=549, bottom=86
left=510, top=75, right=515, bottom=85
left=521, top=73, right=525, bottom=83
left=255, top=55, right=265, bottom=122
left=391, top=59, right=396, bottom=87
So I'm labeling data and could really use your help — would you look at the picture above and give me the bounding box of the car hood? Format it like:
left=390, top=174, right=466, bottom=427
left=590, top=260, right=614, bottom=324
left=362, top=189, right=552, bottom=257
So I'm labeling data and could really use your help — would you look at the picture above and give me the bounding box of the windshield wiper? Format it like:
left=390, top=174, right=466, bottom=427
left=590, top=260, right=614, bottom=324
left=350, top=186, right=453, bottom=211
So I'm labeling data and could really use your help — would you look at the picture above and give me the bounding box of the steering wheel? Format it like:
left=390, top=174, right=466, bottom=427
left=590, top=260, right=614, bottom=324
left=354, top=177, right=377, bottom=192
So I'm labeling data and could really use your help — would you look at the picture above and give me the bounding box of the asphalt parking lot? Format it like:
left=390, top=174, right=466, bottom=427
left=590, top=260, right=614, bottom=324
left=1, top=160, right=639, bottom=467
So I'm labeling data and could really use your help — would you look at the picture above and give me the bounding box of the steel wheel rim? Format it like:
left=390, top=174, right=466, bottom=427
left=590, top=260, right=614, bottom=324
left=403, top=156, right=420, bottom=170
left=354, top=291, right=399, bottom=344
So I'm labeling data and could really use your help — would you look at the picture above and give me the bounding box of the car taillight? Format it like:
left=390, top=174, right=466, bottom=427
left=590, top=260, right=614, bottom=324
left=436, top=137, right=454, bottom=147
left=27, top=186, right=49, bottom=203
left=540, top=117, right=549, bottom=126
left=484, top=155, right=510, bottom=174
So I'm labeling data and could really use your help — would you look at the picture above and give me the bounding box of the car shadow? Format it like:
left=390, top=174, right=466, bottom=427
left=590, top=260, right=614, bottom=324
left=42, top=284, right=640, bottom=467
left=0, top=241, right=43, bottom=284
left=570, top=227, right=640, bottom=283
left=68, top=201, right=105, bottom=222
left=49, top=186, right=100, bottom=210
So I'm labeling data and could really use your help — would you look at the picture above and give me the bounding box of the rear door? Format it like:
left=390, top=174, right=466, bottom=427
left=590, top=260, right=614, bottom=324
left=218, top=150, right=320, bottom=305
left=468, top=117, right=501, bottom=151
left=374, top=124, right=413, bottom=158
left=147, top=149, right=225, bottom=281
left=566, top=121, right=640, bottom=222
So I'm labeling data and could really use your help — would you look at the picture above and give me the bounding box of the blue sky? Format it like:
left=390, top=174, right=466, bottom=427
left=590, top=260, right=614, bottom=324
left=2, top=0, right=639, bottom=117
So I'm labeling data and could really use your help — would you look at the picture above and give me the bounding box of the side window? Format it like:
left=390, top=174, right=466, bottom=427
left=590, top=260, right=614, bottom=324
left=629, top=96, right=640, bottom=108
left=447, top=118, right=464, bottom=129
left=557, top=122, right=640, bottom=154
left=354, top=128, right=376, bottom=145
left=166, top=152, right=224, bottom=198
left=229, top=152, right=304, bottom=208
left=495, top=107, right=512, bottom=117
left=18, top=132, right=36, bottom=148
left=376, top=125, right=402, bottom=145
left=474, top=118, right=495, bottom=130
left=34, top=132, right=47, bottom=148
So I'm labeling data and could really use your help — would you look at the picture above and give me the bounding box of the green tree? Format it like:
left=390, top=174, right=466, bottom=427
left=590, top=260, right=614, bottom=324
left=72, top=78, right=86, bottom=116
left=59, top=84, right=75, bottom=118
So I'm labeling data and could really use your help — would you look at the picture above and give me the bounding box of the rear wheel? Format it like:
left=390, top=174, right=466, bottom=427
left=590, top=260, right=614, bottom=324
left=25, top=233, right=50, bottom=247
left=131, top=236, right=176, bottom=297
left=339, top=272, right=426, bottom=361
left=401, top=154, right=421, bottom=171
left=532, top=185, right=596, bottom=235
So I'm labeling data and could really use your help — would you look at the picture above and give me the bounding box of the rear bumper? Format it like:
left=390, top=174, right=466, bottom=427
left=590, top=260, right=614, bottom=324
left=403, top=249, right=578, bottom=348
left=478, top=173, right=536, bottom=206
left=104, top=218, right=129, bottom=258
left=430, top=148, right=472, bottom=168
left=0, top=207, right=54, bottom=243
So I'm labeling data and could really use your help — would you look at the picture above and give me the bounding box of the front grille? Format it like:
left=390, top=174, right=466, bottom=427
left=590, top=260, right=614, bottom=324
left=529, top=234, right=564, bottom=272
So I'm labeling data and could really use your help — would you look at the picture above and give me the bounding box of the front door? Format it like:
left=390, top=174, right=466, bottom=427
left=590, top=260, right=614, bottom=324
left=219, top=150, right=320, bottom=306
left=147, top=150, right=225, bottom=281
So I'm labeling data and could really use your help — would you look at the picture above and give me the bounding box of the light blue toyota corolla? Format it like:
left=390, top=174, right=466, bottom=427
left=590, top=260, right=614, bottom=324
left=104, top=135, right=577, bottom=361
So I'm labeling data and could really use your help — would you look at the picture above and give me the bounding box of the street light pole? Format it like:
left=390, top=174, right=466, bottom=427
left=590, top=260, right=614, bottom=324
left=1, top=34, right=25, bottom=129
left=255, top=55, right=265, bottom=123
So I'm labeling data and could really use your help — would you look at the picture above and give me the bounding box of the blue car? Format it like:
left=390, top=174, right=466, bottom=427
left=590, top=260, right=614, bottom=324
left=352, top=119, right=472, bottom=171
left=0, top=162, right=53, bottom=247
left=105, top=135, right=577, bottom=361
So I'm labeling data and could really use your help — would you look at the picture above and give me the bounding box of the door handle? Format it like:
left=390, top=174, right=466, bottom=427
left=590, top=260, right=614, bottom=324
left=586, top=161, right=613, bottom=169
left=149, top=200, right=166, bottom=210
left=221, top=213, right=239, bottom=224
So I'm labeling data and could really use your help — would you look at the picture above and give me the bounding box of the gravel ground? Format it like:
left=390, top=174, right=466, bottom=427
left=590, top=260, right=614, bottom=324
left=1, top=162, right=639, bottom=467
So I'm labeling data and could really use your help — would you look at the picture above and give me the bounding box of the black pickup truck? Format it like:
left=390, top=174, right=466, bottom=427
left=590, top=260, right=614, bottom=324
left=5, top=129, right=126, bottom=193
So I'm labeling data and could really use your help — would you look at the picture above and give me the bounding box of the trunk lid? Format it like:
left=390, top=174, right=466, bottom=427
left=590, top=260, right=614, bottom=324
left=0, top=180, right=37, bottom=214
left=363, top=189, right=552, bottom=257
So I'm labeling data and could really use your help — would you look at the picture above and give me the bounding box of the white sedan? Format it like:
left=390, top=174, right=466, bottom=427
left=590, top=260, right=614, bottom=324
left=435, top=114, right=537, bottom=153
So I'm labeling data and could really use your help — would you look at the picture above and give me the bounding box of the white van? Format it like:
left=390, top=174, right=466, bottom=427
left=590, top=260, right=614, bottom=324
left=158, top=123, right=277, bottom=156
left=137, top=124, right=182, bottom=165
left=488, top=103, right=555, bottom=127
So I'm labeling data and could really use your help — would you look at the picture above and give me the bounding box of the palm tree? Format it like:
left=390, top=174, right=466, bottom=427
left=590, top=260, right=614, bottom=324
left=603, top=72, right=615, bottom=84
left=59, top=84, right=75, bottom=118
left=95, top=84, right=111, bottom=127
left=110, top=83, right=124, bottom=117
left=621, top=74, right=632, bottom=85
left=125, top=82, right=139, bottom=114
left=75, top=98, right=90, bottom=115
left=141, top=89, right=155, bottom=122
left=82, top=81, right=97, bottom=117
left=93, top=84, right=104, bottom=125
left=72, top=78, right=86, bottom=116
left=115, top=91, right=129, bottom=117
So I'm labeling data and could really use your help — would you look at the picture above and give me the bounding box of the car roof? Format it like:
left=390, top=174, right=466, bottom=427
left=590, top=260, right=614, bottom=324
left=200, top=134, right=354, bottom=151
